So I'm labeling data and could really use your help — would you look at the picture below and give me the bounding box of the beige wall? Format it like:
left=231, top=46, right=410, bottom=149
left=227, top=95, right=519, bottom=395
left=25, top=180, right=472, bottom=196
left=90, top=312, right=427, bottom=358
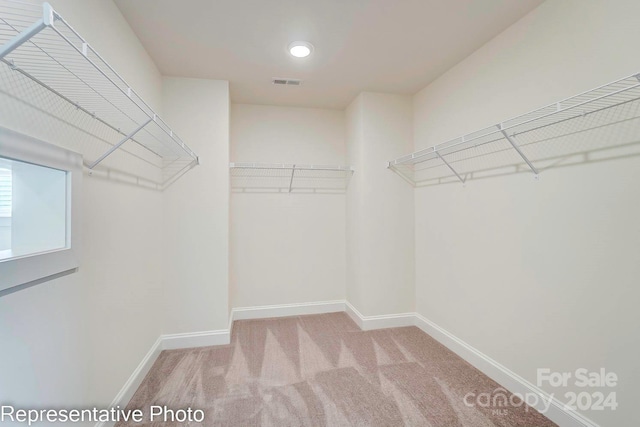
left=346, top=93, right=415, bottom=316
left=412, top=1, right=640, bottom=425
left=162, top=77, right=230, bottom=332
left=230, top=104, right=346, bottom=307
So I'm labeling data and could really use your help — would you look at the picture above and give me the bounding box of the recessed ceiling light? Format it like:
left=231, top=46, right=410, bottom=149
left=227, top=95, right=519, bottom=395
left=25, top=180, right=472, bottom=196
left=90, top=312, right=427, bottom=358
left=288, top=41, right=313, bottom=58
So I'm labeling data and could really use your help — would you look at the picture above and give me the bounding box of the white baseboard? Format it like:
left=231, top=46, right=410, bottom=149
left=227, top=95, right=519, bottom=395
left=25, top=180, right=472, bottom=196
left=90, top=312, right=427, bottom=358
left=231, top=300, right=346, bottom=322
left=344, top=301, right=414, bottom=331
left=161, top=329, right=230, bottom=350
left=101, top=301, right=599, bottom=427
left=95, top=336, right=163, bottom=427
left=94, top=329, right=230, bottom=427
left=413, top=314, right=599, bottom=427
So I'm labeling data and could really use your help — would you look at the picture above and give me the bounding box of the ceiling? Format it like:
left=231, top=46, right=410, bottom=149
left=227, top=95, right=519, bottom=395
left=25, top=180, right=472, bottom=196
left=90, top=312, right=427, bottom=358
left=115, top=0, right=544, bottom=109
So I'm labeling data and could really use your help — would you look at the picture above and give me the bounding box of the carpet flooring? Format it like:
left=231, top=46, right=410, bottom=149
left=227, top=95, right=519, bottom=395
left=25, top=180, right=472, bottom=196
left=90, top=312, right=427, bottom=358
left=118, top=312, right=557, bottom=426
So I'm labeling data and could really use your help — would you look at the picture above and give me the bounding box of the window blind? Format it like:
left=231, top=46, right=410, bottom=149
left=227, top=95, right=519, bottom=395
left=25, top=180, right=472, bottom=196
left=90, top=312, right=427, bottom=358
left=0, top=168, right=11, bottom=217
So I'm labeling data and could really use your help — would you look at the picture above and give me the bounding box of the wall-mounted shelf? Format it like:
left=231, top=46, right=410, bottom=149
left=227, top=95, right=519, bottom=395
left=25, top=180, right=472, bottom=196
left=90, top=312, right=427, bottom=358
left=230, top=163, right=354, bottom=193
left=389, top=72, right=640, bottom=186
left=0, top=1, right=198, bottom=189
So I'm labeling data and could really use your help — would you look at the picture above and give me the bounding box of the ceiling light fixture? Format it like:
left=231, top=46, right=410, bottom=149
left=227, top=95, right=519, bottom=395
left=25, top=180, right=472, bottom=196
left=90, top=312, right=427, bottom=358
left=288, top=41, right=313, bottom=58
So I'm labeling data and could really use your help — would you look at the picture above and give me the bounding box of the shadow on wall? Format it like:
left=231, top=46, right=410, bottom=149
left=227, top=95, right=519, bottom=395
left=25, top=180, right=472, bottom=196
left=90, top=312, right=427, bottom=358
left=85, top=161, right=198, bottom=192
left=391, top=84, right=640, bottom=186
left=395, top=139, right=640, bottom=187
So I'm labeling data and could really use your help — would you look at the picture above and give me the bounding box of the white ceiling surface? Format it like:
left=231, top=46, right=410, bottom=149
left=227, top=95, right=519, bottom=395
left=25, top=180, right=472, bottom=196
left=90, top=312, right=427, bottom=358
left=114, top=0, right=544, bottom=109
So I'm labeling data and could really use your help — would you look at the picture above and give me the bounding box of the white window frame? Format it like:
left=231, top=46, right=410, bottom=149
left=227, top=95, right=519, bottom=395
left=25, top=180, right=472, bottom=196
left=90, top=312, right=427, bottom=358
left=0, top=127, right=82, bottom=292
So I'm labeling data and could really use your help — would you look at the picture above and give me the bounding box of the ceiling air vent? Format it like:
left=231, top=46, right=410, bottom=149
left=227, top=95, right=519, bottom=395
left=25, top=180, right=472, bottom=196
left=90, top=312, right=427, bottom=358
left=272, top=78, right=302, bottom=86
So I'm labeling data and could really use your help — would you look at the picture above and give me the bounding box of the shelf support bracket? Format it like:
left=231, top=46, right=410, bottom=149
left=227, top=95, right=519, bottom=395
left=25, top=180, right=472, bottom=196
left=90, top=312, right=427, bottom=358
left=288, top=165, right=296, bottom=193
left=435, top=152, right=465, bottom=184
left=498, top=125, right=539, bottom=176
left=88, top=118, right=153, bottom=169
left=0, top=3, right=54, bottom=60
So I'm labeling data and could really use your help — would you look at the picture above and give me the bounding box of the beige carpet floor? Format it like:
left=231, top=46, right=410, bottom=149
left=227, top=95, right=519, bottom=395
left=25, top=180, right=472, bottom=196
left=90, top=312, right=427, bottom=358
left=118, top=312, right=557, bottom=427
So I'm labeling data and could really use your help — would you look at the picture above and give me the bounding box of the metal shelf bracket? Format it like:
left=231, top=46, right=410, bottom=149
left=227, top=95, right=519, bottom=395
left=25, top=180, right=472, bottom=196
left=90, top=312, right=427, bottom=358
left=88, top=118, right=153, bottom=169
left=288, top=164, right=296, bottom=193
left=497, top=125, right=539, bottom=176
left=435, top=151, right=466, bottom=184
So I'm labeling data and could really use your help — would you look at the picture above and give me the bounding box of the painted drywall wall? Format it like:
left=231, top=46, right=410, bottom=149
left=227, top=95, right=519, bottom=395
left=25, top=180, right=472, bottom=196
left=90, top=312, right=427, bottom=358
left=346, top=92, right=415, bottom=316
left=0, top=0, right=165, bottom=414
left=412, top=1, right=640, bottom=425
left=162, top=77, right=230, bottom=333
left=230, top=104, right=346, bottom=307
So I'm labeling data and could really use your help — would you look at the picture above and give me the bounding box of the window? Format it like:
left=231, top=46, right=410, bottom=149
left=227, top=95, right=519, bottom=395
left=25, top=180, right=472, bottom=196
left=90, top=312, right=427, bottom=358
left=0, top=128, right=81, bottom=292
left=0, top=165, right=11, bottom=253
left=0, top=158, right=68, bottom=261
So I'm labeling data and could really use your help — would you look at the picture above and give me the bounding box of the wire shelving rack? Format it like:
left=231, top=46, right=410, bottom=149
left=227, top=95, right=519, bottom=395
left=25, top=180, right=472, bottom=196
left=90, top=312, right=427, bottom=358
left=389, top=72, right=640, bottom=186
left=0, top=1, right=198, bottom=189
left=230, top=163, right=354, bottom=193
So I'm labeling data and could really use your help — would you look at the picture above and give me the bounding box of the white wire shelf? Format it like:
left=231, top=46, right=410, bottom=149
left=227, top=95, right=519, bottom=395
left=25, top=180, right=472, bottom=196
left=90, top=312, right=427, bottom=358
left=389, top=72, right=640, bottom=186
left=0, top=1, right=198, bottom=189
left=230, top=162, right=354, bottom=193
